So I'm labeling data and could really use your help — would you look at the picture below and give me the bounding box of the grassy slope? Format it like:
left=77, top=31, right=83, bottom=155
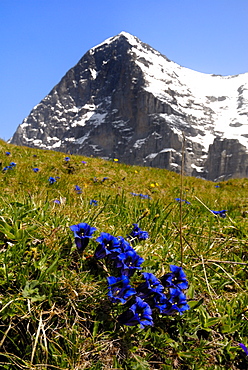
left=0, top=139, right=247, bottom=369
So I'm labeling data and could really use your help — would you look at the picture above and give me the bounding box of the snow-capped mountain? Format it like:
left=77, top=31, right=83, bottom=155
left=10, top=32, right=248, bottom=180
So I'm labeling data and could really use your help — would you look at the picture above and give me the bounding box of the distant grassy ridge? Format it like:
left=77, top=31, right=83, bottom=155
left=0, top=139, right=247, bottom=369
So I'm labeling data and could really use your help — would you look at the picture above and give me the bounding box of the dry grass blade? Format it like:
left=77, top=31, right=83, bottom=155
left=201, top=255, right=217, bottom=308
left=211, top=262, right=245, bottom=292
left=194, top=195, right=218, bottom=216
left=0, top=320, right=12, bottom=348
left=31, top=313, right=43, bottom=365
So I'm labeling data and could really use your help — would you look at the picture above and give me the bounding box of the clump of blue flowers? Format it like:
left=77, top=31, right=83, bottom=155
left=3, top=162, right=16, bottom=171
left=69, top=222, right=190, bottom=329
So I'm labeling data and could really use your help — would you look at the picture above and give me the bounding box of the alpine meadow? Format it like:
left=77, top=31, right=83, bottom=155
left=0, top=139, right=247, bottom=369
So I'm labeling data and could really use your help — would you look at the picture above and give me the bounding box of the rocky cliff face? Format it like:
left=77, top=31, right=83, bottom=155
left=10, top=32, right=248, bottom=181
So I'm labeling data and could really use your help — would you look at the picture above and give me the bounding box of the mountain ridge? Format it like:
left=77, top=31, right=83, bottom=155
left=10, top=32, right=248, bottom=181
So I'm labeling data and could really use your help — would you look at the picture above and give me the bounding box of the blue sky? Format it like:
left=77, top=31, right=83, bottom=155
left=1, top=0, right=247, bottom=141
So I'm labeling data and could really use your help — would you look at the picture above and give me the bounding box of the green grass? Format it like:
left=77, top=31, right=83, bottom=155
left=0, top=139, right=247, bottom=369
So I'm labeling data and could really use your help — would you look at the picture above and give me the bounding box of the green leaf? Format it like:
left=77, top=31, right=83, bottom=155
left=22, top=280, right=46, bottom=302
left=188, top=298, right=204, bottom=310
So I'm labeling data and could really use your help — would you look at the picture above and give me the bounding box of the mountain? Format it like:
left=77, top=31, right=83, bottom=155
left=10, top=32, right=248, bottom=181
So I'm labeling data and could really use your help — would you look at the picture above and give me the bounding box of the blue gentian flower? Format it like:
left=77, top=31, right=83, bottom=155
left=9, top=162, right=16, bottom=167
left=165, top=288, right=190, bottom=315
left=143, top=292, right=172, bottom=313
left=154, top=295, right=175, bottom=315
left=81, top=161, right=87, bottom=164
left=74, top=185, right=82, bottom=194
left=211, top=210, right=227, bottom=218
left=129, top=223, right=149, bottom=241
left=48, top=177, right=57, bottom=184
left=151, top=292, right=172, bottom=313
left=239, top=343, right=248, bottom=356
left=32, top=168, right=39, bottom=172
left=140, top=194, right=151, bottom=199
left=53, top=199, right=61, bottom=204
left=70, top=222, right=97, bottom=252
left=5, top=152, right=10, bottom=156
left=116, top=250, right=144, bottom=277
left=175, top=198, right=191, bottom=204
left=102, top=177, right=109, bottom=182
left=64, top=157, right=70, bottom=161
left=118, top=297, right=153, bottom=329
left=136, top=272, right=164, bottom=299
left=107, top=275, right=136, bottom=304
left=90, top=199, right=98, bottom=206
left=160, top=265, right=189, bottom=290
left=94, top=232, right=121, bottom=259
left=118, top=237, right=134, bottom=253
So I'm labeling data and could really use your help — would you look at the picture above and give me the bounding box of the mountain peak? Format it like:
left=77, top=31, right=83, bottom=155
left=117, top=31, right=137, bottom=39
left=91, top=31, right=139, bottom=52
left=10, top=33, right=248, bottom=181
left=116, top=31, right=141, bottom=45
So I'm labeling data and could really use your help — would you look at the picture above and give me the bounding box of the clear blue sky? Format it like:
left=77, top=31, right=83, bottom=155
left=1, top=0, right=247, bottom=141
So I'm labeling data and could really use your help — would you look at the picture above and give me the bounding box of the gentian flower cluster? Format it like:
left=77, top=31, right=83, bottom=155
left=124, top=268, right=189, bottom=319
left=69, top=222, right=190, bottom=330
left=3, top=162, right=16, bottom=171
